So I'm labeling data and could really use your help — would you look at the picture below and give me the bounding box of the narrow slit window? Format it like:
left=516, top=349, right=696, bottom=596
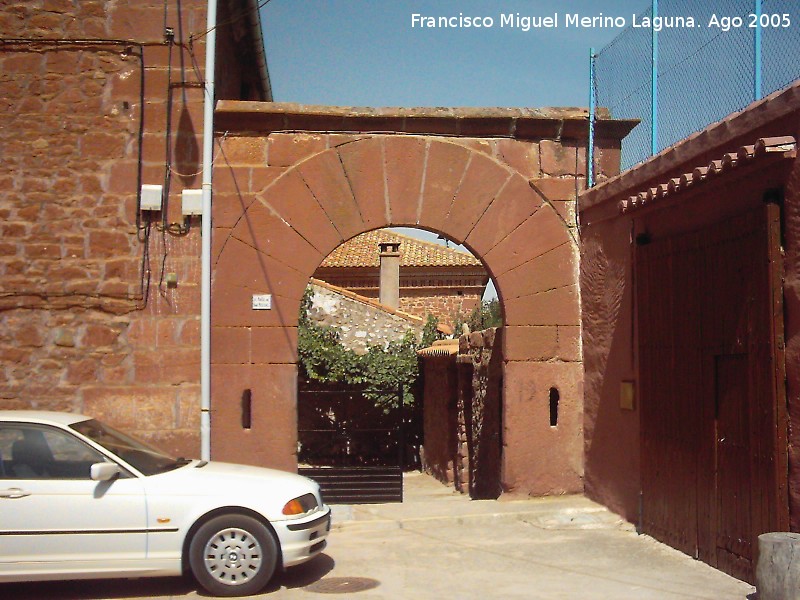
left=242, top=389, right=252, bottom=430
left=549, top=387, right=559, bottom=428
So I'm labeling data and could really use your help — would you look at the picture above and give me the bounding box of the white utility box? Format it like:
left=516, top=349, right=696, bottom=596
left=140, top=184, right=163, bottom=211
left=181, top=189, right=203, bottom=216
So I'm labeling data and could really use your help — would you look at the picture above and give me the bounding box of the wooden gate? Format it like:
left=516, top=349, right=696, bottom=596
left=637, top=203, right=788, bottom=582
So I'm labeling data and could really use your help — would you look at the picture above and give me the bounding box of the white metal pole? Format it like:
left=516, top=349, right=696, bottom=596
left=200, top=0, right=218, bottom=461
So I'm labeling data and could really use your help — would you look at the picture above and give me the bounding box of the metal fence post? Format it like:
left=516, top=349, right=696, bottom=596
left=651, top=0, right=659, bottom=157
left=398, top=383, right=405, bottom=473
left=754, top=0, right=763, bottom=101
left=588, top=47, right=596, bottom=188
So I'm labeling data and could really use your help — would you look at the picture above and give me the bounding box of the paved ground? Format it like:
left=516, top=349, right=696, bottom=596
left=2, top=472, right=756, bottom=599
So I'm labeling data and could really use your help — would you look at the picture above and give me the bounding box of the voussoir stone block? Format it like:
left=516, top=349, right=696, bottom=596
left=384, top=136, right=427, bottom=226
left=297, top=149, right=364, bottom=240
left=337, top=137, right=390, bottom=231
left=418, top=140, right=471, bottom=232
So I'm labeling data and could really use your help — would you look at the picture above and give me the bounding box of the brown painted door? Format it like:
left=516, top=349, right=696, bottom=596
left=713, top=353, right=753, bottom=579
left=637, top=204, right=788, bottom=582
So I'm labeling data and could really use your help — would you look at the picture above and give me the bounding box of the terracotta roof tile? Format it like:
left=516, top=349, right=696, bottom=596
left=417, top=339, right=460, bottom=357
left=617, top=136, right=796, bottom=215
left=319, top=229, right=482, bottom=269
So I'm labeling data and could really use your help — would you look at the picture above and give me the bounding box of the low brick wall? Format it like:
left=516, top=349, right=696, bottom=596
left=419, top=328, right=503, bottom=498
left=419, top=351, right=459, bottom=485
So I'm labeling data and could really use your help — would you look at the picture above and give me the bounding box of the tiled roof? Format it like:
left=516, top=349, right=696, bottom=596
left=617, top=136, right=797, bottom=214
left=319, top=229, right=482, bottom=269
left=581, top=80, right=800, bottom=212
left=417, top=339, right=460, bottom=357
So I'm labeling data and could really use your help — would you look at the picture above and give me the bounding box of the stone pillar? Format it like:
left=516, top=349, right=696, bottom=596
left=379, top=242, right=401, bottom=309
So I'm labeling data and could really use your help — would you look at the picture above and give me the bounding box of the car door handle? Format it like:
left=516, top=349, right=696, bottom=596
left=0, top=488, right=31, bottom=499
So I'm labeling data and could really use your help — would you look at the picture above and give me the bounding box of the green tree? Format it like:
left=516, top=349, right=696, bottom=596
left=452, top=298, right=503, bottom=334
left=420, top=314, right=445, bottom=348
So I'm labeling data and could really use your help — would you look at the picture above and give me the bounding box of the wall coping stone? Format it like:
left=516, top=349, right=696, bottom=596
left=215, top=101, right=638, bottom=141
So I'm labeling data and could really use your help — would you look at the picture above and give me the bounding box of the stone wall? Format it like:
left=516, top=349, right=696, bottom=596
left=458, top=328, right=504, bottom=499
left=419, top=329, right=504, bottom=499
left=419, top=345, right=459, bottom=486
left=315, top=264, right=487, bottom=329
left=306, top=280, right=424, bottom=353
left=210, top=102, right=633, bottom=484
left=343, top=286, right=481, bottom=330
left=399, top=289, right=481, bottom=329
left=0, top=1, right=259, bottom=455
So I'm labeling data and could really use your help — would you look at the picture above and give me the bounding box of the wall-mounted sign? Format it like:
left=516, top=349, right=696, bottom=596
left=252, top=294, right=272, bottom=310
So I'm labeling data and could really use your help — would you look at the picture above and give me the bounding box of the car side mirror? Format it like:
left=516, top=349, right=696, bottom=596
left=91, top=462, right=121, bottom=482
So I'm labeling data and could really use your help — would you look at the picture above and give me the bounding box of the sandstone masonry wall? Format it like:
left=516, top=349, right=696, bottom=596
left=0, top=1, right=225, bottom=454
left=210, top=104, right=631, bottom=483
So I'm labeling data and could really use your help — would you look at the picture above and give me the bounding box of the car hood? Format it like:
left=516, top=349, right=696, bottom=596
left=142, top=460, right=322, bottom=508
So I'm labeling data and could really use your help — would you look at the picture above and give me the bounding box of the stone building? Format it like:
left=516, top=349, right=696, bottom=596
left=0, top=0, right=268, bottom=454
left=1, top=3, right=636, bottom=492
left=6, top=2, right=800, bottom=585
left=313, top=228, right=489, bottom=328
left=305, top=278, right=427, bottom=354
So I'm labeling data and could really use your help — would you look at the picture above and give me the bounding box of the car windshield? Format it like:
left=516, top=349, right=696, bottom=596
left=70, top=419, right=190, bottom=476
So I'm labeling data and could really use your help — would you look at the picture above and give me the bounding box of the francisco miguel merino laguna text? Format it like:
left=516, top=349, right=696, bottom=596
left=411, top=12, right=697, bottom=32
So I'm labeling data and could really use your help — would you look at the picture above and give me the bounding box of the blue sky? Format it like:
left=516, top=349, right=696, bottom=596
left=260, top=0, right=651, bottom=299
left=261, top=0, right=649, bottom=107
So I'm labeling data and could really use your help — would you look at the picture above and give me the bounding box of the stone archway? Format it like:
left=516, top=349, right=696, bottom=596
left=210, top=103, right=633, bottom=496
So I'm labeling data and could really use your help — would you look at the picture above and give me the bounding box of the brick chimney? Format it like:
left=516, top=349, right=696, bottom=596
left=378, top=242, right=401, bottom=309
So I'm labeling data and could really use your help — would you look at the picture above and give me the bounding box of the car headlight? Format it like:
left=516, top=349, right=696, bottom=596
left=282, top=493, right=318, bottom=516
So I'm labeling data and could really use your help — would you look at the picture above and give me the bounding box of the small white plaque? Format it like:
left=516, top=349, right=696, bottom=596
left=252, top=294, right=272, bottom=310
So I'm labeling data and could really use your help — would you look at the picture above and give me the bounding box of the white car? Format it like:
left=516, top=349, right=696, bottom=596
left=0, top=411, right=331, bottom=597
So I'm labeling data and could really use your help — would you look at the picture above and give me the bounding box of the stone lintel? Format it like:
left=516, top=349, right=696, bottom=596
left=215, top=101, right=638, bottom=142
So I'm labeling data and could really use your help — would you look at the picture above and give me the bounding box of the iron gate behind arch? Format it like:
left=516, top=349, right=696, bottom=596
left=297, top=385, right=408, bottom=504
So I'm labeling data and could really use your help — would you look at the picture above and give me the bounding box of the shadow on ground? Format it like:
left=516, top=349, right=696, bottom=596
left=0, top=553, right=335, bottom=599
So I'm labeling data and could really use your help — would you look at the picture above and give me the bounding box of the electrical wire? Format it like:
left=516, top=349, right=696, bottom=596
left=2, top=36, right=153, bottom=311
left=2, top=0, right=265, bottom=309
left=188, top=0, right=273, bottom=43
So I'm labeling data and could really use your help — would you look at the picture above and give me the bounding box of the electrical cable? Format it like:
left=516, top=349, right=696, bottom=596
left=2, top=36, right=153, bottom=310
left=189, top=0, right=273, bottom=43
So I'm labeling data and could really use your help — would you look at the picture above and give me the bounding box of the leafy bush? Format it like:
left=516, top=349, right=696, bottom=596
left=298, top=288, right=445, bottom=408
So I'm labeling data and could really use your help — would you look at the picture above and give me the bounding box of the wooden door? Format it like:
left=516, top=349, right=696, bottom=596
left=637, top=204, right=788, bottom=582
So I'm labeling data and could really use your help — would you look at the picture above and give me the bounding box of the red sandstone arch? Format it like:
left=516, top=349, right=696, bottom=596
left=211, top=134, right=582, bottom=495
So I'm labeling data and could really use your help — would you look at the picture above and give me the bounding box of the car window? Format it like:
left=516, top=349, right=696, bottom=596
left=71, top=419, right=185, bottom=476
left=0, top=424, right=106, bottom=480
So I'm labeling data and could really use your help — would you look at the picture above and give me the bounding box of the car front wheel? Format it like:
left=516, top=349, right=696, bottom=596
left=189, top=514, right=279, bottom=597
